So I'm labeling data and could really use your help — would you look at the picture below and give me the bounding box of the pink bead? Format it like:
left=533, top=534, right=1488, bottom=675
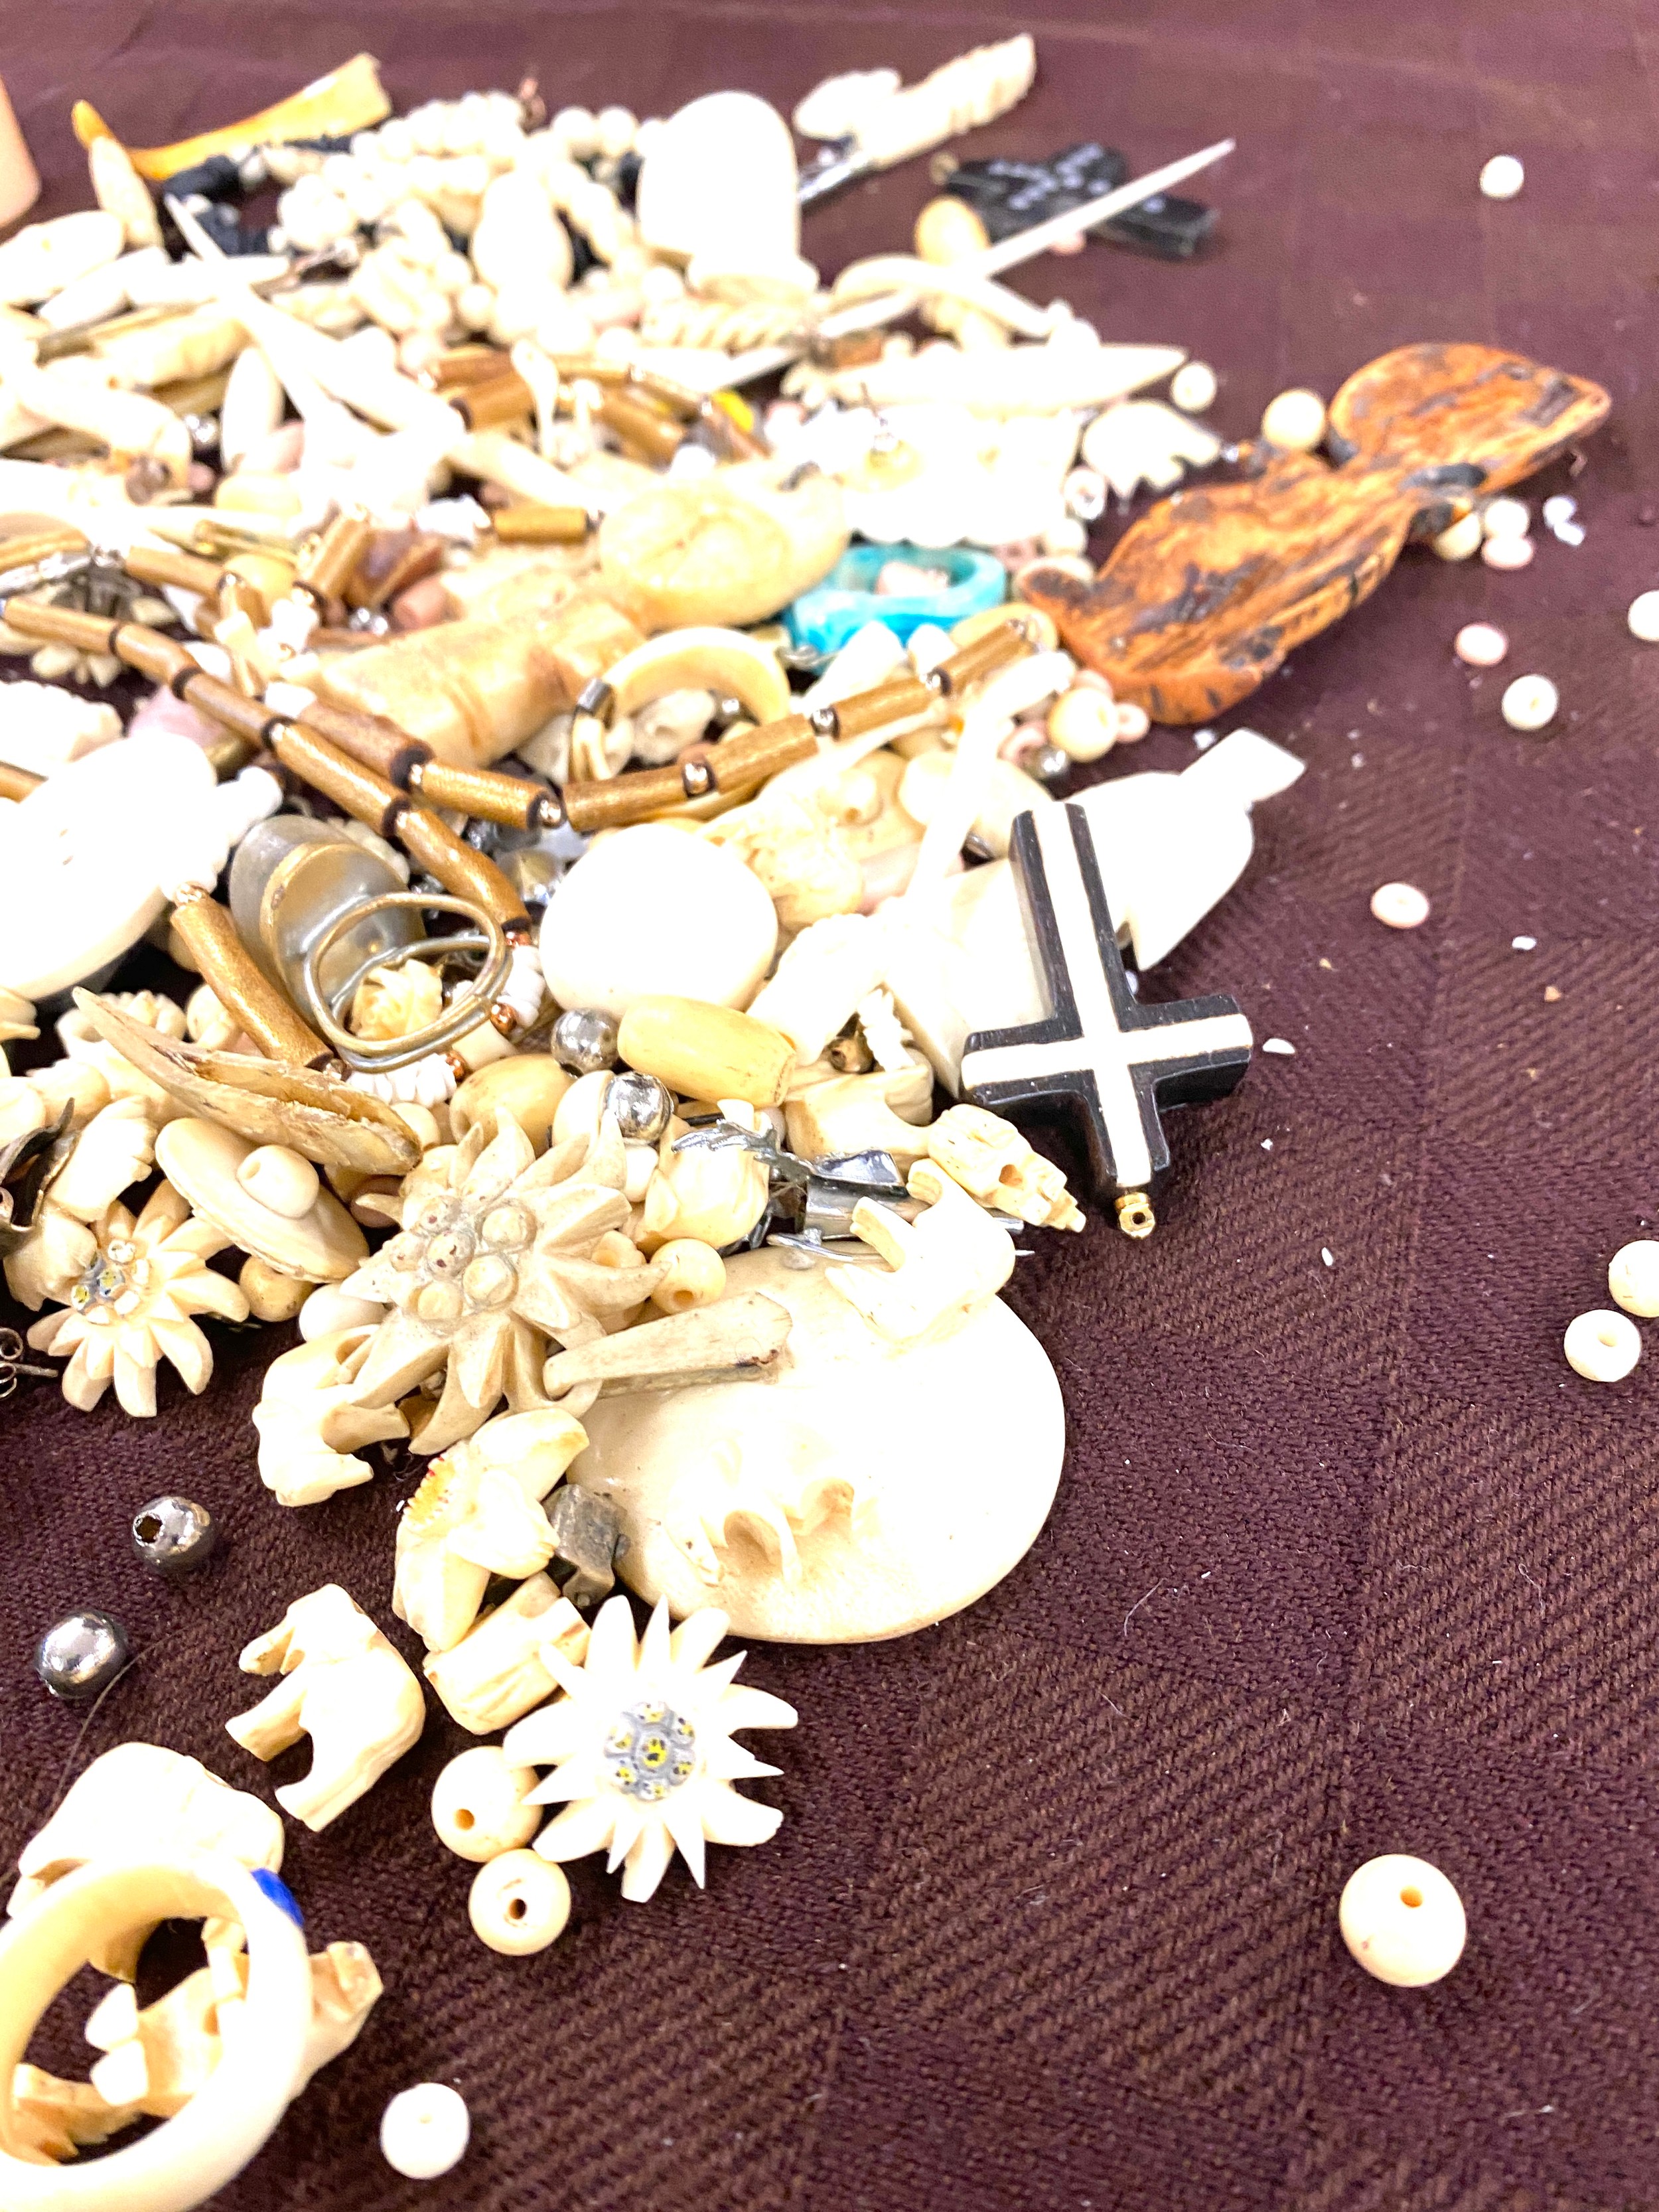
left=1000, top=723, right=1048, bottom=766
left=1481, top=534, right=1534, bottom=571
left=126, top=686, right=225, bottom=752
left=1454, top=621, right=1508, bottom=667
left=390, top=576, right=450, bottom=630
left=1114, top=703, right=1151, bottom=742
left=1070, top=668, right=1114, bottom=699
left=186, top=461, right=217, bottom=496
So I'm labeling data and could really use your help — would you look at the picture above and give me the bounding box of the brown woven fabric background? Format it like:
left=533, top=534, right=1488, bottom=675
left=6, top=3, right=1659, bottom=2205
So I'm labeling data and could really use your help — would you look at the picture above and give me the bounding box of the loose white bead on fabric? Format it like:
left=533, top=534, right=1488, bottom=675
left=1479, top=154, right=1524, bottom=199
left=1170, top=360, right=1218, bottom=413
left=1481, top=534, right=1534, bottom=571
left=1454, top=622, right=1507, bottom=667
left=1370, top=882, right=1430, bottom=930
left=1564, top=1309, right=1642, bottom=1382
left=469, top=1849, right=573, bottom=1955
left=1339, top=1854, right=1467, bottom=1987
left=1500, top=674, right=1557, bottom=731
left=432, top=1747, right=541, bottom=1863
left=1626, top=591, right=1659, bottom=642
left=1608, top=1240, right=1659, bottom=1319
left=1481, top=496, right=1529, bottom=540
left=381, top=2083, right=471, bottom=2179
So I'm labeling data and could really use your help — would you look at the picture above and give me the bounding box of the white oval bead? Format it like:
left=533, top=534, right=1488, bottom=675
left=1608, top=1239, right=1659, bottom=1319
left=1627, top=591, right=1659, bottom=642
left=1500, top=674, right=1557, bottom=731
left=298, top=1284, right=388, bottom=1342
left=1370, top=881, right=1430, bottom=930
left=469, top=1849, right=571, bottom=1956
left=1430, top=512, right=1482, bottom=561
left=1453, top=622, right=1507, bottom=667
left=1046, top=687, right=1117, bottom=763
left=1260, top=388, right=1326, bottom=453
left=1481, top=534, right=1534, bottom=571
left=1480, top=496, right=1529, bottom=540
left=1564, top=1308, right=1642, bottom=1382
left=1479, top=153, right=1524, bottom=200
left=236, top=1143, right=321, bottom=1219
left=1170, top=360, right=1217, bottom=413
left=431, top=1747, right=541, bottom=1863
left=1340, top=1854, right=1466, bottom=1986
left=381, top=2083, right=470, bottom=2179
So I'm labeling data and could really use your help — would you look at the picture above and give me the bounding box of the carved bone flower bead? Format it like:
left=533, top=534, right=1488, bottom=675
left=342, top=1112, right=659, bottom=1455
left=27, top=1181, right=250, bottom=1416
left=502, top=1597, right=797, bottom=1904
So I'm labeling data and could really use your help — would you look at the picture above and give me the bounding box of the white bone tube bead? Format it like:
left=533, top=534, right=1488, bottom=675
left=468, top=1848, right=571, bottom=1955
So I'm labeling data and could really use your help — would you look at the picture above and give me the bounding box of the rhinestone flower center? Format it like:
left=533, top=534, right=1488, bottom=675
left=603, top=1698, right=698, bottom=1803
left=70, top=1244, right=147, bottom=1321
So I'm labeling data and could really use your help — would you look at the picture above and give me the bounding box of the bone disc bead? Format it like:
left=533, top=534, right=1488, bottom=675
left=298, top=1284, right=387, bottom=1342
left=236, top=1144, right=321, bottom=1219
left=1501, top=674, right=1557, bottom=731
left=469, top=1849, right=571, bottom=1955
left=1339, top=1854, right=1466, bottom=1986
left=1564, top=1308, right=1641, bottom=1382
left=1482, top=534, right=1534, bottom=571
left=1260, top=388, right=1326, bottom=453
left=1454, top=622, right=1507, bottom=667
left=1481, top=496, right=1529, bottom=540
left=1627, top=591, right=1659, bottom=642
left=1170, top=360, right=1218, bottom=413
left=1609, top=1239, right=1659, bottom=1319
left=381, top=2083, right=470, bottom=2180
left=1046, top=687, right=1118, bottom=763
left=1479, top=153, right=1524, bottom=200
left=431, top=1747, right=541, bottom=1863
left=238, top=1254, right=313, bottom=1324
left=1370, top=881, right=1429, bottom=930
left=1114, top=703, right=1151, bottom=742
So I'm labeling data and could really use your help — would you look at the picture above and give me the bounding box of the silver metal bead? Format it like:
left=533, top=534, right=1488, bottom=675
left=131, top=1495, right=218, bottom=1580
left=551, top=1007, right=619, bottom=1076
left=35, top=1609, right=131, bottom=1702
left=1032, top=743, right=1071, bottom=784
left=605, top=1070, right=673, bottom=1143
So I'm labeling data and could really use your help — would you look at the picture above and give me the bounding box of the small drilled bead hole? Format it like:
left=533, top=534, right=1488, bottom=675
left=454, top=1808, right=475, bottom=1830
left=1399, top=1886, right=1423, bottom=1909
left=508, top=1897, right=527, bottom=1921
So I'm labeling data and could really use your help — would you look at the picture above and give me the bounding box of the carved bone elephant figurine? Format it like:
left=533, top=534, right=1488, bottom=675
left=225, top=1584, right=425, bottom=1831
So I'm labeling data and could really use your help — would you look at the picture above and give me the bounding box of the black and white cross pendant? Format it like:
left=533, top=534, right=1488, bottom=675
left=960, top=802, right=1253, bottom=1201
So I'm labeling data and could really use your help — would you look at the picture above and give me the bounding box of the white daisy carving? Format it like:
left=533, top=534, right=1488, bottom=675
left=501, top=1597, right=796, bottom=1904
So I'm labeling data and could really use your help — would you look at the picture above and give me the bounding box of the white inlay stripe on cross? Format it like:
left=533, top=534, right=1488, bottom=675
left=961, top=804, right=1253, bottom=1189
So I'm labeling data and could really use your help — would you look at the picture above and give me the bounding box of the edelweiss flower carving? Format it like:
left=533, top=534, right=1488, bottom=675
left=342, top=1112, right=662, bottom=1453
left=502, top=1597, right=797, bottom=1903
left=27, top=1181, right=248, bottom=1416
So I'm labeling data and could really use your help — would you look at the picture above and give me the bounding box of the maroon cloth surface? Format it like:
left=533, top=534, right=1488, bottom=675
left=7, top=5, right=1659, bottom=2207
